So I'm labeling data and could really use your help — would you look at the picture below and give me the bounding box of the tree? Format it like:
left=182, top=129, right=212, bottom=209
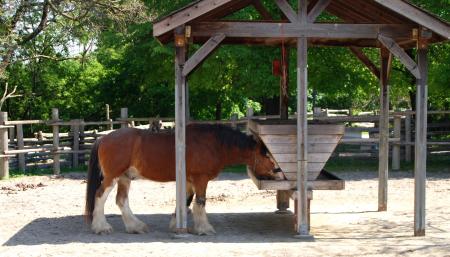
left=0, top=0, right=148, bottom=79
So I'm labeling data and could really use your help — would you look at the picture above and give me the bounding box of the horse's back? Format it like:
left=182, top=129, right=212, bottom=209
left=97, top=128, right=176, bottom=181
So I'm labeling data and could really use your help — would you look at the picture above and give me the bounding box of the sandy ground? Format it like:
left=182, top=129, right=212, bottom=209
left=1, top=170, right=450, bottom=257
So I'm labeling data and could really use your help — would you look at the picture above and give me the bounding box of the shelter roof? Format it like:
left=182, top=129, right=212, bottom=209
left=153, top=0, right=450, bottom=48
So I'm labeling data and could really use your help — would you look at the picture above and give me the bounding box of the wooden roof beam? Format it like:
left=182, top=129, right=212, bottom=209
left=374, top=0, right=450, bottom=39
left=251, top=0, right=273, bottom=20
left=378, top=34, right=421, bottom=79
left=191, top=22, right=417, bottom=39
left=182, top=33, right=226, bottom=76
left=307, top=0, right=331, bottom=23
left=275, top=0, right=298, bottom=23
left=349, top=47, right=381, bottom=79
left=153, top=0, right=236, bottom=37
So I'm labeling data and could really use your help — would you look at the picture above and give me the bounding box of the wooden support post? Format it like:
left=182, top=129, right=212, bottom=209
left=106, top=104, right=113, bottom=130
left=276, top=41, right=290, bottom=214
left=121, top=108, right=128, bottom=129
left=392, top=115, right=401, bottom=170
left=72, top=120, right=80, bottom=168
left=16, top=124, right=25, bottom=171
left=295, top=0, right=311, bottom=238
left=414, top=42, right=428, bottom=237
left=0, top=112, right=9, bottom=179
left=174, top=26, right=188, bottom=235
left=52, top=108, right=60, bottom=175
left=405, top=113, right=412, bottom=162
left=378, top=47, right=391, bottom=212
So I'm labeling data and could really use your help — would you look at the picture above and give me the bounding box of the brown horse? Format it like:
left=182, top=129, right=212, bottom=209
left=85, top=123, right=282, bottom=235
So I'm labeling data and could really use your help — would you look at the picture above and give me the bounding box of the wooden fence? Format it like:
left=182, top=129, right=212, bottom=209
left=0, top=107, right=448, bottom=179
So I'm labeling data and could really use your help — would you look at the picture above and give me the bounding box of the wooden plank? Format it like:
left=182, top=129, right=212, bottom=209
left=153, top=0, right=236, bottom=37
left=278, top=162, right=324, bottom=173
left=191, top=22, right=415, bottom=39
left=251, top=0, right=273, bottom=20
left=405, top=113, right=412, bottom=162
left=378, top=34, right=421, bottom=79
left=254, top=123, right=345, bottom=135
left=182, top=33, right=226, bottom=76
left=266, top=143, right=338, bottom=154
left=260, top=134, right=341, bottom=144
left=275, top=0, right=298, bottom=23
left=373, top=0, right=450, bottom=39
left=349, top=46, right=380, bottom=79
left=72, top=121, right=80, bottom=168
left=414, top=44, right=428, bottom=237
left=307, top=0, right=331, bottom=23
left=52, top=108, right=60, bottom=175
left=174, top=26, right=188, bottom=234
left=16, top=124, right=25, bottom=171
left=392, top=115, right=401, bottom=170
left=284, top=171, right=322, bottom=181
left=120, top=108, right=129, bottom=128
left=378, top=47, right=391, bottom=212
left=273, top=153, right=332, bottom=163
left=251, top=177, right=345, bottom=191
left=0, top=112, right=9, bottom=179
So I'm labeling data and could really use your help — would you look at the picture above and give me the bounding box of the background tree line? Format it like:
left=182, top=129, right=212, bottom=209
left=1, top=0, right=449, bottom=123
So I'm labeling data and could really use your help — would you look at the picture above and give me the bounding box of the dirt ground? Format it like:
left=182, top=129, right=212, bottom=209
left=1, top=170, right=450, bottom=257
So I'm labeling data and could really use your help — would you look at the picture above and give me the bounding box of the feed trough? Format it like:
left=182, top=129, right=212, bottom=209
left=247, top=119, right=345, bottom=190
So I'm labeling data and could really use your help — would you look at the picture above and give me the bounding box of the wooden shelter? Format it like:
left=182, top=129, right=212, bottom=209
left=153, top=0, right=450, bottom=237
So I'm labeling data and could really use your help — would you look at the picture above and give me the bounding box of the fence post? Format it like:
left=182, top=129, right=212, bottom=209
left=16, top=124, right=25, bottom=171
left=106, top=104, right=113, bottom=130
left=246, top=107, right=254, bottom=133
left=9, top=126, right=15, bottom=145
left=121, top=108, right=129, bottom=128
left=405, top=112, right=412, bottom=162
left=392, top=115, right=401, bottom=170
left=0, top=112, right=9, bottom=179
left=79, top=120, right=85, bottom=166
left=72, top=120, right=80, bottom=168
left=52, top=108, right=60, bottom=175
left=231, top=113, right=238, bottom=128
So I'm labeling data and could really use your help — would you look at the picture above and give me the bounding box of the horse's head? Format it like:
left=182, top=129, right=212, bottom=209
left=252, top=139, right=285, bottom=181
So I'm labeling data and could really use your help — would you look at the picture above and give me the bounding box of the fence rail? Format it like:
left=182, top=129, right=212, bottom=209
left=0, top=107, right=448, bottom=179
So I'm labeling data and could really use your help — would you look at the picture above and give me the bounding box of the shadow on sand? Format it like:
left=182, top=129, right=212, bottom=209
left=4, top=212, right=301, bottom=246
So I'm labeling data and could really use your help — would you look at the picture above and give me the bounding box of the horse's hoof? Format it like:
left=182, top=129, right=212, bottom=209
left=92, top=223, right=114, bottom=235
left=193, top=224, right=216, bottom=236
left=126, top=222, right=149, bottom=234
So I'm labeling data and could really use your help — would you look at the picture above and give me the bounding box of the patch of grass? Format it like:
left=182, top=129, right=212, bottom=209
left=9, top=166, right=87, bottom=179
left=222, top=165, right=247, bottom=173
left=325, top=155, right=450, bottom=173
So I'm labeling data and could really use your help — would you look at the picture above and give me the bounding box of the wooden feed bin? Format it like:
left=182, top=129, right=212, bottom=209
left=247, top=119, right=345, bottom=190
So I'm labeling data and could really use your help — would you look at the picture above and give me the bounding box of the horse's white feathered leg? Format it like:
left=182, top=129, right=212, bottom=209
left=92, top=179, right=117, bottom=235
left=192, top=197, right=215, bottom=235
left=116, top=176, right=149, bottom=234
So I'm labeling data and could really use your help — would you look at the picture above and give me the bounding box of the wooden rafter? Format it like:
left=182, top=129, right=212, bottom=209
left=153, top=0, right=235, bottom=37
left=275, top=0, right=298, bottom=23
left=191, top=22, right=416, bottom=39
left=378, top=34, right=421, bottom=79
left=374, top=0, right=450, bottom=39
left=349, top=47, right=380, bottom=79
left=307, top=0, right=331, bottom=23
left=182, top=33, right=226, bottom=76
left=251, top=0, right=273, bottom=20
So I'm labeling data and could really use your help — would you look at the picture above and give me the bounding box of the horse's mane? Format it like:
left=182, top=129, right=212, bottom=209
left=189, top=123, right=267, bottom=154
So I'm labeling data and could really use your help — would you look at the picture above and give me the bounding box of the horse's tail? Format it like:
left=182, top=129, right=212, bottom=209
left=85, top=139, right=103, bottom=223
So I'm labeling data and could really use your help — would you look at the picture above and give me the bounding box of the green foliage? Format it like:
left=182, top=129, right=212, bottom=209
left=2, top=0, right=450, bottom=123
